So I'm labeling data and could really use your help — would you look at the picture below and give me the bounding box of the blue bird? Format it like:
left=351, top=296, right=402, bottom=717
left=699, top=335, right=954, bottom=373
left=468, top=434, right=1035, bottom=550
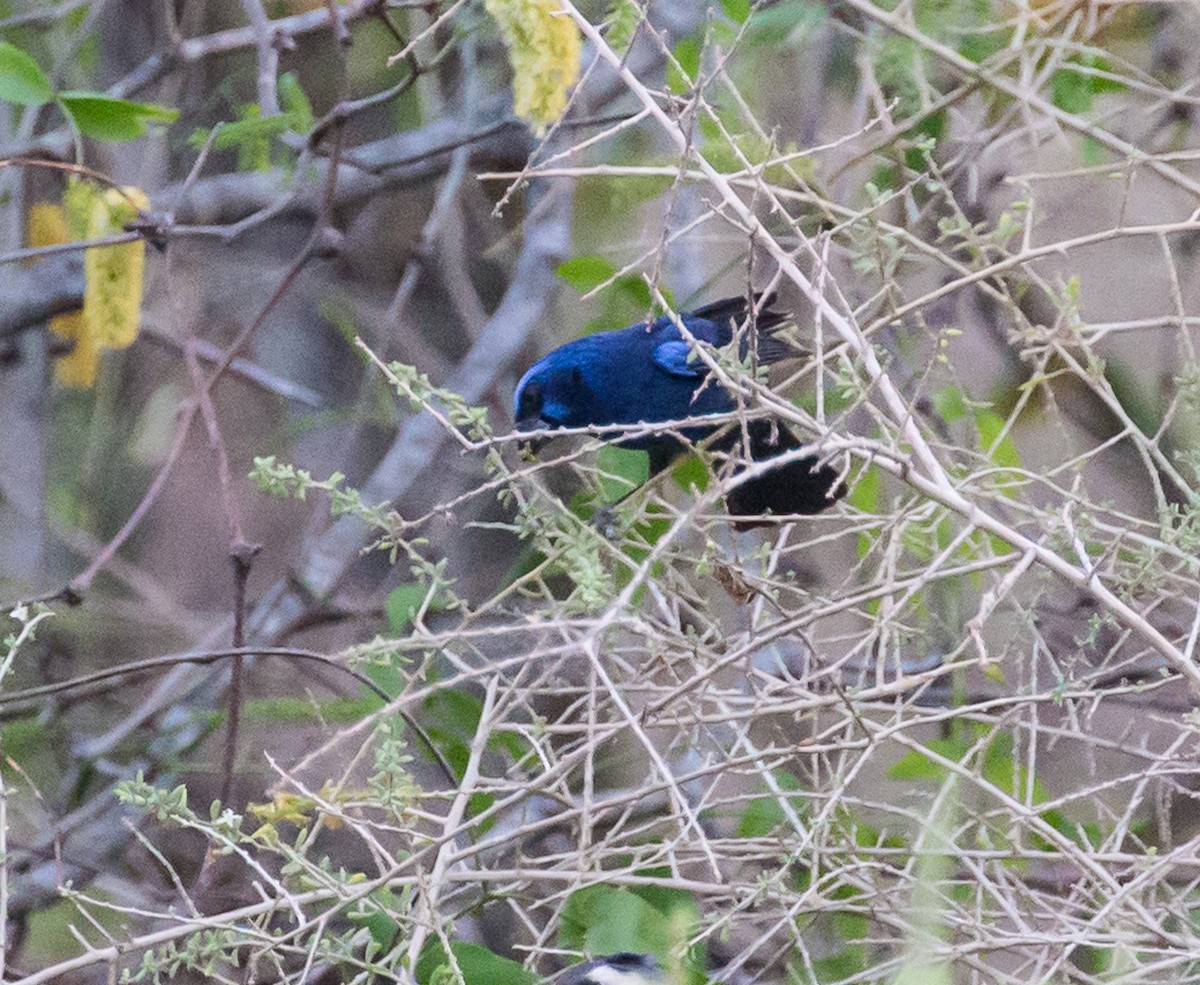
left=513, top=294, right=845, bottom=523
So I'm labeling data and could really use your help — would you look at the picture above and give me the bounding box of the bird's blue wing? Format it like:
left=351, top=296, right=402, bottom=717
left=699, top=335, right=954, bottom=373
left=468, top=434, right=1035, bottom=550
left=651, top=339, right=703, bottom=378
left=651, top=315, right=724, bottom=378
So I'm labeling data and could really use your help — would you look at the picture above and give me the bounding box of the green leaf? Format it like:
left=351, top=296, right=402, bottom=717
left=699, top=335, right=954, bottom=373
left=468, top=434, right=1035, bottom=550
left=419, top=688, right=524, bottom=807
left=1105, top=358, right=1159, bottom=437
left=720, top=0, right=751, bottom=23
left=888, top=736, right=970, bottom=781
left=559, top=885, right=673, bottom=960
left=1052, top=68, right=1093, bottom=114
left=0, top=42, right=51, bottom=105
left=666, top=37, right=701, bottom=94
left=346, top=888, right=402, bottom=947
left=744, top=0, right=825, bottom=45
left=386, top=582, right=428, bottom=634
left=606, top=0, right=642, bottom=53
left=187, top=86, right=313, bottom=172
left=598, top=445, right=649, bottom=503
left=737, top=770, right=805, bottom=838
left=959, top=27, right=1006, bottom=64
left=850, top=465, right=881, bottom=560
left=982, top=661, right=1007, bottom=685
left=904, top=108, right=945, bottom=172
left=672, top=453, right=709, bottom=494
left=58, top=92, right=178, bottom=142
left=1053, top=55, right=1127, bottom=116
left=558, top=255, right=616, bottom=293
left=189, top=113, right=290, bottom=153
left=558, top=256, right=669, bottom=335
left=416, top=941, right=537, bottom=985
left=278, top=71, right=313, bottom=133
left=812, top=947, right=870, bottom=982
left=975, top=410, right=1021, bottom=471
left=613, top=274, right=655, bottom=311
left=931, top=385, right=967, bottom=423
left=848, top=463, right=879, bottom=514
left=871, top=163, right=899, bottom=191
left=889, top=749, right=947, bottom=782
left=423, top=689, right=483, bottom=780
left=364, top=660, right=403, bottom=705
left=1081, top=135, right=1105, bottom=167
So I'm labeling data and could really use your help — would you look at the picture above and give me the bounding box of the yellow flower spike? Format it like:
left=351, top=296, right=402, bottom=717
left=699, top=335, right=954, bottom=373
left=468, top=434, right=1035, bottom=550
left=52, top=316, right=100, bottom=388
left=483, top=0, right=581, bottom=133
left=84, top=185, right=149, bottom=350
left=26, top=200, right=98, bottom=388
left=26, top=201, right=68, bottom=250
left=62, top=177, right=99, bottom=239
left=26, top=181, right=152, bottom=387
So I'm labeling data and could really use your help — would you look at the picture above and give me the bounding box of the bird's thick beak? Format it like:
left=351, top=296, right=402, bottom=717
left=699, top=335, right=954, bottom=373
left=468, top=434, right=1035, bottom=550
left=515, top=417, right=549, bottom=453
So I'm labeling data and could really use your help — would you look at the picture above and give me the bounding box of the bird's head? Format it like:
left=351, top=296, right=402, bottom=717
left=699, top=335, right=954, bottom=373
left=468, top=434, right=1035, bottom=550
left=554, top=953, right=665, bottom=985
left=513, top=350, right=595, bottom=433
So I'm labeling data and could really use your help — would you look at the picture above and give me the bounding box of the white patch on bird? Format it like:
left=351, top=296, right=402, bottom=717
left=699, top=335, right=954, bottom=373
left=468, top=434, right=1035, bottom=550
left=585, top=968, right=658, bottom=985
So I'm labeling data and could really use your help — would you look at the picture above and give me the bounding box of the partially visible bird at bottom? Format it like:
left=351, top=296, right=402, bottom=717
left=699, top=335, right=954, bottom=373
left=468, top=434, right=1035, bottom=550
left=554, top=952, right=666, bottom=985
left=513, top=294, right=846, bottom=526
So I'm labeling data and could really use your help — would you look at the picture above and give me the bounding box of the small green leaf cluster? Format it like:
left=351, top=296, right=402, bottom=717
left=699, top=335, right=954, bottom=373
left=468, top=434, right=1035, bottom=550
left=187, top=72, right=314, bottom=173
left=114, top=773, right=193, bottom=823
left=698, top=116, right=818, bottom=189
left=385, top=360, right=493, bottom=441
left=249, top=455, right=386, bottom=523
left=120, top=927, right=246, bottom=984
left=849, top=184, right=908, bottom=280
left=551, top=519, right=615, bottom=613
left=284, top=850, right=370, bottom=893
left=1160, top=500, right=1200, bottom=556
left=250, top=455, right=466, bottom=622
left=935, top=190, right=1031, bottom=262
left=604, top=0, right=642, bottom=55
left=368, top=719, right=422, bottom=817
left=711, top=332, right=775, bottom=385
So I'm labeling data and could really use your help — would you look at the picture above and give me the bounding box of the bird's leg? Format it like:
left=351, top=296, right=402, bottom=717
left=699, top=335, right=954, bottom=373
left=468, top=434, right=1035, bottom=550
left=592, top=443, right=680, bottom=540
left=592, top=475, right=651, bottom=541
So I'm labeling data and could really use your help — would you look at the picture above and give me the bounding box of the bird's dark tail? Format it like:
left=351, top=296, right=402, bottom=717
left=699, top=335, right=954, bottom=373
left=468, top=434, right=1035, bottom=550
left=690, top=292, right=787, bottom=333
left=719, top=419, right=845, bottom=527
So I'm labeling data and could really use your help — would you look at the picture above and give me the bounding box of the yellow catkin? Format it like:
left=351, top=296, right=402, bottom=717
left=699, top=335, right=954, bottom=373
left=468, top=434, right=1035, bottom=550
left=62, top=178, right=99, bottom=239
left=26, top=201, right=68, bottom=250
left=483, top=0, right=581, bottom=132
left=52, top=315, right=99, bottom=388
left=27, top=183, right=151, bottom=386
left=26, top=201, right=99, bottom=387
left=83, top=186, right=149, bottom=350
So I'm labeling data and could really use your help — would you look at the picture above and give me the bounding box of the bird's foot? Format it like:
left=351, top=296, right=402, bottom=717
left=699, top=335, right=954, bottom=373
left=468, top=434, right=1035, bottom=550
left=592, top=504, right=625, bottom=541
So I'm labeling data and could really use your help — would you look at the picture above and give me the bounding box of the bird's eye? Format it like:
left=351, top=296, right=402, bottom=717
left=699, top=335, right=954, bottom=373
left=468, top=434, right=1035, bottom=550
left=519, top=381, right=543, bottom=418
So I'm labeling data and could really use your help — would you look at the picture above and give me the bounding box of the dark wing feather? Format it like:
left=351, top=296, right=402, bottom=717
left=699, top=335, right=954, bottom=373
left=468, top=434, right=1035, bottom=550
left=687, top=292, right=800, bottom=364
left=688, top=292, right=784, bottom=337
